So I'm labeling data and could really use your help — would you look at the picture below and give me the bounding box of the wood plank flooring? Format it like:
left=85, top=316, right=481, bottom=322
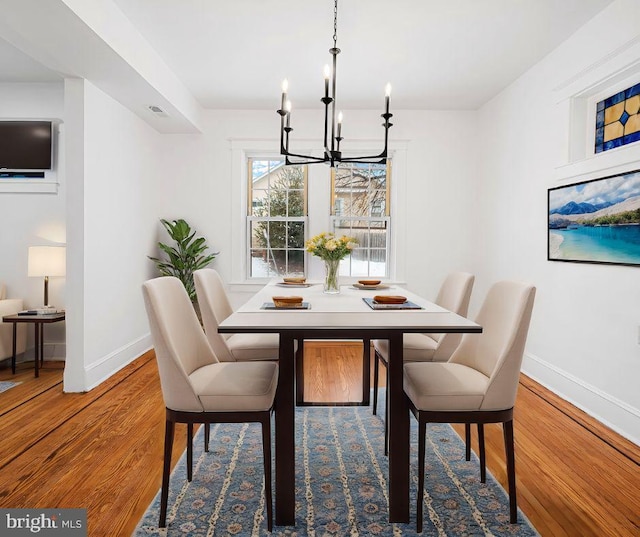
left=0, top=344, right=638, bottom=537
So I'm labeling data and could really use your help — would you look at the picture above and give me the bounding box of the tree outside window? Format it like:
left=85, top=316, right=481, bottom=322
left=248, top=160, right=307, bottom=277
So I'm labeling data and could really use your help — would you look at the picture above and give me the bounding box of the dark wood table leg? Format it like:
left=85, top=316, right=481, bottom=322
left=387, top=332, right=409, bottom=522
left=362, top=338, right=371, bottom=405
left=34, top=322, right=40, bottom=378
left=275, top=332, right=296, bottom=526
left=295, top=339, right=304, bottom=405
left=11, top=323, right=17, bottom=374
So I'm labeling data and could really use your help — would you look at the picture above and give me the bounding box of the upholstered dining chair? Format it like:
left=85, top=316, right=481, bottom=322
left=194, top=268, right=280, bottom=363
left=142, top=276, right=278, bottom=531
left=194, top=268, right=281, bottom=447
left=403, top=280, right=536, bottom=532
left=372, top=271, right=475, bottom=453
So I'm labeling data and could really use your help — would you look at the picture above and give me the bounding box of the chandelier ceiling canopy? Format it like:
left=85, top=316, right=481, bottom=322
left=277, top=0, right=393, bottom=167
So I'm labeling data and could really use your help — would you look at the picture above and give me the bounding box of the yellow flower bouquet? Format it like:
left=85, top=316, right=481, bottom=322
left=305, top=232, right=357, bottom=293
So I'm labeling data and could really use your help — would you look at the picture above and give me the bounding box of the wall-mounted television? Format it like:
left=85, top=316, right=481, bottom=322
left=0, top=120, right=53, bottom=171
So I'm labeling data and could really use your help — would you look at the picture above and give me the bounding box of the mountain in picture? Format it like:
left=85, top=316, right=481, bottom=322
left=550, top=200, right=614, bottom=215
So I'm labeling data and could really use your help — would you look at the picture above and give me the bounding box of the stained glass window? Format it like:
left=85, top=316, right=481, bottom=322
left=595, top=83, right=640, bottom=153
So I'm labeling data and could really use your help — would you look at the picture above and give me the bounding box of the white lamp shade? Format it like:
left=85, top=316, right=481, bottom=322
left=28, top=246, right=66, bottom=277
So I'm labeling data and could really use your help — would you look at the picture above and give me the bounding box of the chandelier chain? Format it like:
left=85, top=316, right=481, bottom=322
left=333, top=0, right=338, bottom=48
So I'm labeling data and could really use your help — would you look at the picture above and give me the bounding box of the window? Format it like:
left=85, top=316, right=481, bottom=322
left=331, top=161, right=391, bottom=277
left=247, top=159, right=307, bottom=277
left=241, top=152, right=395, bottom=282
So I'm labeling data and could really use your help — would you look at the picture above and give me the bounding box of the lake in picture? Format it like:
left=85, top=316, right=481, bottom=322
left=548, top=169, right=640, bottom=265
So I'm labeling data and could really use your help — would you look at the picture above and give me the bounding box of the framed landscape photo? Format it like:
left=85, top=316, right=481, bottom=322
left=548, top=168, right=640, bottom=266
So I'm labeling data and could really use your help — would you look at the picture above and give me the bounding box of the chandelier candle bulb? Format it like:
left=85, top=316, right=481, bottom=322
left=385, top=83, right=391, bottom=115
left=337, top=111, right=343, bottom=139
left=324, top=65, right=330, bottom=99
left=281, top=79, right=288, bottom=111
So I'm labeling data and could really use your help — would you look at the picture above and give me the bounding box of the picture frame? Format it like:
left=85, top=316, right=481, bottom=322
left=548, top=168, right=640, bottom=266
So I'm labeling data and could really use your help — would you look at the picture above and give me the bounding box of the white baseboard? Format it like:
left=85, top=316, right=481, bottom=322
left=522, top=352, right=640, bottom=446
left=83, top=334, right=152, bottom=391
left=43, top=342, right=66, bottom=360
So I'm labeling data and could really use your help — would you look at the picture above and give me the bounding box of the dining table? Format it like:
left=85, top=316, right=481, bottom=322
left=217, top=280, right=482, bottom=526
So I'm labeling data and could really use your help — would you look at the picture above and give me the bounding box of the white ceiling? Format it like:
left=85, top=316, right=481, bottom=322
left=0, top=37, right=62, bottom=83
left=0, top=0, right=614, bottom=111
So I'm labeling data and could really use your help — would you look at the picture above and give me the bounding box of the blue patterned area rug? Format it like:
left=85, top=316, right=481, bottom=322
left=134, top=404, right=539, bottom=536
left=0, top=380, right=21, bottom=394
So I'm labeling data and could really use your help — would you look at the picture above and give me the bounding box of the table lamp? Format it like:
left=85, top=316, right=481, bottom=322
left=28, top=246, right=66, bottom=308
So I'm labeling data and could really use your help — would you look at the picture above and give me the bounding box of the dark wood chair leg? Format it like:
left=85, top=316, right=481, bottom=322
left=187, top=423, right=193, bottom=482
left=372, top=349, right=380, bottom=415
left=465, top=423, right=471, bottom=461
left=478, top=423, right=486, bottom=482
left=204, top=423, right=210, bottom=452
left=503, top=419, right=518, bottom=523
left=159, top=417, right=175, bottom=528
left=261, top=414, right=273, bottom=532
left=417, top=417, right=426, bottom=533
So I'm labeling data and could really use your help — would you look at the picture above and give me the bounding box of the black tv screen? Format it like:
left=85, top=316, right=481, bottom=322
left=0, top=121, right=53, bottom=170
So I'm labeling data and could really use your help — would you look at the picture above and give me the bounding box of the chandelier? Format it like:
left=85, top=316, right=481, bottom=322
left=277, top=0, right=393, bottom=167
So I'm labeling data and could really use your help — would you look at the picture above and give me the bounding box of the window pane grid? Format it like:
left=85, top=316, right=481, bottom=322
left=248, top=159, right=307, bottom=278
left=332, top=215, right=390, bottom=278
left=331, top=159, right=390, bottom=278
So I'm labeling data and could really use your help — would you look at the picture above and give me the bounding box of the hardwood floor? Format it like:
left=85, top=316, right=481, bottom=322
left=0, top=344, right=638, bottom=537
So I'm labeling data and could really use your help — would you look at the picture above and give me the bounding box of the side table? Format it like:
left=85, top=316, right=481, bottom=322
left=1, top=312, right=66, bottom=377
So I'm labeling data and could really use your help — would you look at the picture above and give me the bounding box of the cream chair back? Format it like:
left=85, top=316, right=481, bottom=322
left=450, top=281, right=536, bottom=410
left=142, top=276, right=218, bottom=412
left=431, top=271, right=475, bottom=361
left=194, top=268, right=236, bottom=362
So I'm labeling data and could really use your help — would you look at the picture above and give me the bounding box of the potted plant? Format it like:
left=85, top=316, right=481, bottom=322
left=148, top=219, right=218, bottom=302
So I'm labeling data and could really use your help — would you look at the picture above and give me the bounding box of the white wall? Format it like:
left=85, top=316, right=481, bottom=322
left=0, top=82, right=66, bottom=358
left=474, top=0, right=640, bottom=443
left=64, top=79, right=162, bottom=391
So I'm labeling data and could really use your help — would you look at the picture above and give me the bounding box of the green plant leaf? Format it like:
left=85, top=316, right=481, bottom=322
left=149, top=218, right=218, bottom=301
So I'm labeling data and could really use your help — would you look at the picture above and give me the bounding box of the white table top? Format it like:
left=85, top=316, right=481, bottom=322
left=219, top=280, right=481, bottom=334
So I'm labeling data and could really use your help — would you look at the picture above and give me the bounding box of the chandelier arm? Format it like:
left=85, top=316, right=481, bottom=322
left=339, top=155, right=387, bottom=163
left=330, top=0, right=339, bottom=154
left=283, top=150, right=327, bottom=162
left=279, top=115, right=286, bottom=154
left=330, top=49, right=338, bottom=154
left=285, top=156, right=329, bottom=166
left=338, top=159, right=387, bottom=164
left=323, top=104, right=329, bottom=152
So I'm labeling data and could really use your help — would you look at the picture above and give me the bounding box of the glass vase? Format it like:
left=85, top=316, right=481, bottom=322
left=323, top=258, right=341, bottom=294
